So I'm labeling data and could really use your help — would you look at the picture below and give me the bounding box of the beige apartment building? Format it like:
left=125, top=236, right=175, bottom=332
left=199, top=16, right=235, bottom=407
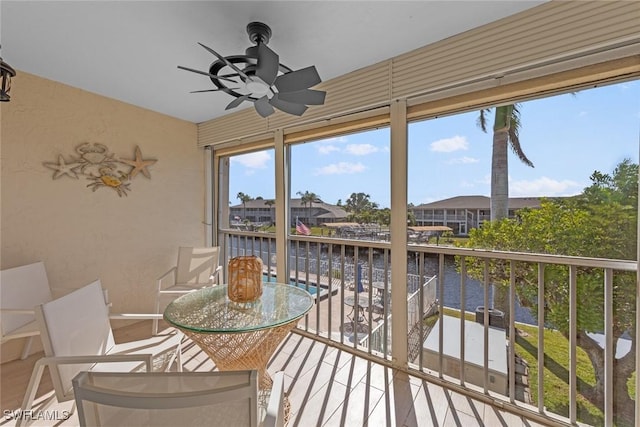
left=411, top=195, right=547, bottom=235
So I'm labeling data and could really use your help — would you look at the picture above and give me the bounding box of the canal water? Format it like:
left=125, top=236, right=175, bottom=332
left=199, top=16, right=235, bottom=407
left=230, top=238, right=536, bottom=325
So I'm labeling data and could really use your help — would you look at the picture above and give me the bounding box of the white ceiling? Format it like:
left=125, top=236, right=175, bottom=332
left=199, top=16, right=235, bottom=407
left=1, top=1, right=543, bottom=124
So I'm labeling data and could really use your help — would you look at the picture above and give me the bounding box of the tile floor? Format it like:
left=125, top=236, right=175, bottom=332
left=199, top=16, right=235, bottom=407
left=1, top=322, right=552, bottom=427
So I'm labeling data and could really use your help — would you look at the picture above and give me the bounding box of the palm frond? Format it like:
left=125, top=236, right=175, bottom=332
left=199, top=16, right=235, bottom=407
left=507, top=105, right=533, bottom=168
left=508, top=131, right=533, bottom=167
left=477, top=109, right=489, bottom=132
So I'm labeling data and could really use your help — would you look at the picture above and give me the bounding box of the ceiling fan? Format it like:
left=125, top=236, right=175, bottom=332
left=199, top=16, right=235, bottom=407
left=179, top=22, right=326, bottom=118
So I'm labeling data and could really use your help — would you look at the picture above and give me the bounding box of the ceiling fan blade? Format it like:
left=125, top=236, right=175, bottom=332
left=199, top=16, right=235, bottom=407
left=197, top=42, right=250, bottom=81
left=177, top=65, right=238, bottom=83
left=254, top=96, right=275, bottom=118
left=277, top=89, right=326, bottom=106
left=269, top=94, right=308, bottom=116
left=225, top=94, right=250, bottom=110
left=190, top=88, right=239, bottom=93
left=256, top=44, right=279, bottom=86
left=274, top=66, right=321, bottom=93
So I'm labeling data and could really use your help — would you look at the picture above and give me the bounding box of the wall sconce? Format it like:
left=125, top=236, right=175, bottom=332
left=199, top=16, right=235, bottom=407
left=0, top=45, right=16, bottom=102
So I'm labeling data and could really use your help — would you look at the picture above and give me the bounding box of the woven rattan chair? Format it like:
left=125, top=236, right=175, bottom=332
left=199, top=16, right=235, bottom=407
left=72, top=370, right=285, bottom=427
left=18, top=280, right=182, bottom=426
left=153, top=247, right=222, bottom=334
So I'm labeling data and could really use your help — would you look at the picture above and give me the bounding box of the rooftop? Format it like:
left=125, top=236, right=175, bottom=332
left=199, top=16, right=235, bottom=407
left=413, top=196, right=546, bottom=210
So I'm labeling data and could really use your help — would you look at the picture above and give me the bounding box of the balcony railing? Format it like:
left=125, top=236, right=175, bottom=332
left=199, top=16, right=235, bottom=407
left=219, top=228, right=637, bottom=427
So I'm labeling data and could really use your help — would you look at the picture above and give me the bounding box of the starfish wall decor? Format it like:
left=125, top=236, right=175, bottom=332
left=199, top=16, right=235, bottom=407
left=43, top=143, right=157, bottom=197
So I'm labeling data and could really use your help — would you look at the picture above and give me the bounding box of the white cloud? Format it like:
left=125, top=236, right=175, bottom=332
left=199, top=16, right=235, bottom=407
left=578, top=111, right=588, bottom=117
left=477, top=174, right=491, bottom=185
left=320, top=136, right=349, bottom=143
left=344, top=144, right=379, bottom=155
left=430, top=135, right=468, bottom=153
left=314, top=162, right=366, bottom=175
left=316, top=136, right=349, bottom=154
left=509, top=176, right=582, bottom=197
left=447, top=156, right=479, bottom=165
left=317, top=144, right=340, bottom=154
left=230, top=151, right=271, bottom=169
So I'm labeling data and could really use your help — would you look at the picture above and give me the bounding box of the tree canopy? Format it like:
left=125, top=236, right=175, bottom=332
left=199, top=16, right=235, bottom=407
left=344, top=192, right=379, bottom=223
left=464, top=159, right=638, bottom=424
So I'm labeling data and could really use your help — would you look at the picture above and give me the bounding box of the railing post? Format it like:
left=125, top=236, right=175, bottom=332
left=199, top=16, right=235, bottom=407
left=569, top=265, right=577, bottom=424
left=274, top=129, right=289, bottom=284
left=390, top=98, right=408, bottom=368
left=604, top=268, right=613, bottom=427
left=537, top=263, right=545, bottom=415
left=636, top=153, right=639, bottom=427
left=509, top=260, right=516, bottom=403
left=204, top=146, right=214, bottom=247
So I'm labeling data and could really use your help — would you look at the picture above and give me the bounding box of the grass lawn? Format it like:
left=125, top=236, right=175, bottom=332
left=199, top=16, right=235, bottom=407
left=439, top=308, right=636, bottom=426
left=514, top=323, right=603, bottom=426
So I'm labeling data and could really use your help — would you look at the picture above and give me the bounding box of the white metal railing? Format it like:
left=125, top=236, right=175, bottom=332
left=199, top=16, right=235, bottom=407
left=219, top=228, right=637, bottom=427
left=362, top=276, right=437, bottom=355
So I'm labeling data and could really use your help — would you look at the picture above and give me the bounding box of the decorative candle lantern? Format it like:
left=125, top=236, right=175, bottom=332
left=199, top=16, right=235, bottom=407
left=228, top=255, right=263, bottom=303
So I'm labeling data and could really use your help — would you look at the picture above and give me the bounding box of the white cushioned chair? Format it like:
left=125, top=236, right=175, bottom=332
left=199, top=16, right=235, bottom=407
left=72, top=370, right=285, bottom=427
left=18, top=280, right=182, bottom=426
left=0, top=261, right=53, bottom=360
left=153, top=246, right=222, bottom=334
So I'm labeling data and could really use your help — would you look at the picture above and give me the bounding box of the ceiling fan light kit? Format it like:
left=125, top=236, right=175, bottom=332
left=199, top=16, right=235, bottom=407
left=0, top=44, right=17, bottom=102
left=179, top=22, right=326, bottom=118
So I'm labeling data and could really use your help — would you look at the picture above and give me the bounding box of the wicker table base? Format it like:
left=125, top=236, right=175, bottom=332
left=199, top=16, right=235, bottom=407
left=180, top=320, right=297, bottom=390
left=164, top=283, right=313, bottom=426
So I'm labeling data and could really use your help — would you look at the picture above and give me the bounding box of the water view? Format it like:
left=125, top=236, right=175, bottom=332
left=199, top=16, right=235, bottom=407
left=231, top=238, right=536, bottom=324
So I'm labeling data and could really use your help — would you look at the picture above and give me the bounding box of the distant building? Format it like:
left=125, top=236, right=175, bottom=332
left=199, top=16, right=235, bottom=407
left=410, top=195, right=546, bottom=236
left=230, top=198, right=348, bottom=226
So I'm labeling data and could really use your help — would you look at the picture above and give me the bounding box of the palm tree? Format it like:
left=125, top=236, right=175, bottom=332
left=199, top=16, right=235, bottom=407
left=477, top=104, right=534, bottom=221
left=477, top=104, right=534, bottom=325
left=236, top=192, right=252, bottom=220
left=264, top=199, right=275, bottom=225
left=345, top=192, right=378, bottom=223
left=296, top=190, right=320, bottom=226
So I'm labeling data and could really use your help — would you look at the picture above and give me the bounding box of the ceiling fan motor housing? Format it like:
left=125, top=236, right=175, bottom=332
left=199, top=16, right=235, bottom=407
left=247, top=22, right=272, bottom=45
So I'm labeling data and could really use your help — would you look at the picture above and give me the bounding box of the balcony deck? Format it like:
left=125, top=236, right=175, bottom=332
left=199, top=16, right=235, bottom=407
left=1, top=321, right=547, bottom=427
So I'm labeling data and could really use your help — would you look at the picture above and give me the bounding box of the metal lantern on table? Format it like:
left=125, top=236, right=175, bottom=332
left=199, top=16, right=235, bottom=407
left=228, top=255, right=263, bottom=303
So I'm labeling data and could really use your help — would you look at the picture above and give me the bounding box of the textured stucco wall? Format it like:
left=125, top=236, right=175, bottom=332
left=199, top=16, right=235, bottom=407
left=1, top=72, right=204, bottom=361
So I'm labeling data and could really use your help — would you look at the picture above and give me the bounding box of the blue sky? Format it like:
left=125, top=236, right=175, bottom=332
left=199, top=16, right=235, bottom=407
left=229, top=81, right=639, bottom=208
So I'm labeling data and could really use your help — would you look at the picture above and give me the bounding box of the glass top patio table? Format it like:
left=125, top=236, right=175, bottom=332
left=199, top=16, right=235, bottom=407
left=163, top=282, right=314, bottom=333
left=164, top=283, right=313, bottom=391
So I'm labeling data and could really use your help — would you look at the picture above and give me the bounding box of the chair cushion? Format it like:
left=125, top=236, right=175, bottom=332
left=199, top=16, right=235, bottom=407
left=1, top=261, right=52, bottom=336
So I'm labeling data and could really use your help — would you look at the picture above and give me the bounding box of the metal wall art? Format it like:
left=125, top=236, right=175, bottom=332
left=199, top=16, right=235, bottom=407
left=43, top=143, right=157, bottom=197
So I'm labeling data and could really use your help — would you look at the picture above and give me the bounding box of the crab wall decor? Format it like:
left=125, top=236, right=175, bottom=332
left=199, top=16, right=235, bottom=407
left=43, top=143, right=157, bottom=197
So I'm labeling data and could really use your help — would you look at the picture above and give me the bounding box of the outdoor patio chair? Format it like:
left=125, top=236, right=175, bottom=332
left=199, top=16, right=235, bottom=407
left=153, top=246, right=222, bottom=334
left=18, top=280, right=182, bottom=426
left=72, top=370, right=285, bottom=427
left=0, top=261, right=53, bottom=360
